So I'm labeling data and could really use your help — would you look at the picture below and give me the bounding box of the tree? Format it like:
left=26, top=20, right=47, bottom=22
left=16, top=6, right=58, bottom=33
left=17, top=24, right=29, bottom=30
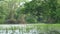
left=23, top=0, right=59, bottom=23
left=0, top=0, right=27, bottom=24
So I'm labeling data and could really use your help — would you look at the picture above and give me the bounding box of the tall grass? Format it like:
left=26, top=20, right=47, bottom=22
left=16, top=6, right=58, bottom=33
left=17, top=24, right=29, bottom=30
left=0, top=24, right=60, bottom=34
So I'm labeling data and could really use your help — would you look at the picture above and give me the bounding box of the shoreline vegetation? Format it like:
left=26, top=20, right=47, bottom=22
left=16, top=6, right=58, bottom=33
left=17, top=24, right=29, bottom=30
left=0, top=24, right=60, bottom=29
left=0, top=0, right=60, bottom=34
left=0, top=24, right=60, bottom=34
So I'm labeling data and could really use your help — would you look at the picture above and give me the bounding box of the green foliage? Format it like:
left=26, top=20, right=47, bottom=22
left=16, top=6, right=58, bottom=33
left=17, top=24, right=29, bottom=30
left=0, top=0, right=60, bottom=24
left=23, top=0, right=60, bottom=23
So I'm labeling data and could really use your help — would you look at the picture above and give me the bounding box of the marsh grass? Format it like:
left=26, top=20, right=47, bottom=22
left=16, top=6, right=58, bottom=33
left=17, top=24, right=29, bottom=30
left=0, top=24, right=60, bottom=34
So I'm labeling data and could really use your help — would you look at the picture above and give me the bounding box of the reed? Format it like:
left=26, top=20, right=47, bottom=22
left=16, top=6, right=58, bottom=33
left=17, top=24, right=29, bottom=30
left=0, top=24, right=60, bottom=34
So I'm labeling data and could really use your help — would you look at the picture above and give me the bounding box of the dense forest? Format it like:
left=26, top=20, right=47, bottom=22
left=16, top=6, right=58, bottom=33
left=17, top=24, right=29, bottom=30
left=0, top=0, right=60, bottom=24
